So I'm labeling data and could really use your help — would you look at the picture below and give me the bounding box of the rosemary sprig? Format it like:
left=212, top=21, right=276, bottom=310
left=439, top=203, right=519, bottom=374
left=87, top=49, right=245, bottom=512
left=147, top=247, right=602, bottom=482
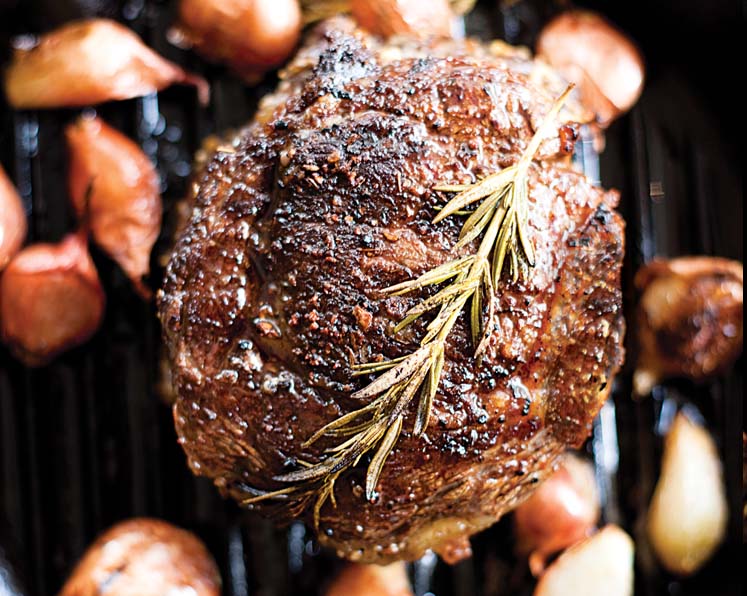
left=243, top=85, right=573, bottom=525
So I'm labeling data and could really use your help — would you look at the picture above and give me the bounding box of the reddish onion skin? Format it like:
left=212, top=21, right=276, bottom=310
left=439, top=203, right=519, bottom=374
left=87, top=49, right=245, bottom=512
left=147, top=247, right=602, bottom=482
left=0, top=165, right=27, bottom=271
left=351, top=0, right=453, bottom=38
left=4, top=19, right=209, bottom=109
left=175, top=0, right=302, bottom=81
left=66, top=115, right=161, bottom=298
left=537, top=10, right=644, bottom=126
left=59, top=518, right=221, bottom=596
left=633, top=257, right=743, bottom=395
left=0, top=233, right=104, bottom=367
left=325, top=562, right=412, bottom=596
left=514, top=454, right=600, bottom=576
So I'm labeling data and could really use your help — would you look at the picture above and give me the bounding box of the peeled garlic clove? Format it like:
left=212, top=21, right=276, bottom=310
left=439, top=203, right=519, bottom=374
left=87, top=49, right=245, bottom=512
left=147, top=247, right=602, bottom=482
left=0, top=232, right=105, bottom=367
left=633, top=256, right=743, bottom=396
left=59, top=518, right=221, bottom=596
left=0, top=165, right=27, bottom=271
left=174, top=0, right=302, bottom=81
left=66, top=115, right=162, bottom=298
left=647, top=412, right=727, bottom=575
left=534, top=525, right=634, bottom=596
left=536, top=10, right=644, bottom=126
left=4, top=19, right=209, bottom=109
left=325, top=562, right=412, bottom=596
left=351, top=0, right=453, bottom=38
left=514, top=454, right=599, bottom=576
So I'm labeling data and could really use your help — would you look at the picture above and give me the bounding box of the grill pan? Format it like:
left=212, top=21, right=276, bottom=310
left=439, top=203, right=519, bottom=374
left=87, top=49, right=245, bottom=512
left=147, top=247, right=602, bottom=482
left=0, top=1, right=742, bottom=594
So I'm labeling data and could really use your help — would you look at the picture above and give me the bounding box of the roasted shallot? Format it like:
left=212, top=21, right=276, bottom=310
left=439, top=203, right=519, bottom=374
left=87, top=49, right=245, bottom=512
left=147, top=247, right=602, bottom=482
left=351, top=0, right=453, bottom=38
left=647, top=412, right=727, bottom=576
left=4, top=19, right=208, bottom=109
left=633, top=256, right=743, bottom=395
left=537, top=10, right=644, bottom=126
left=66, top=115, right=162, bottom=298
left=173, top=0, right=302, bottom=81
left=325, top=562, right=412, bottom=596
left=514, top=454, right=600, bottom=575
left=59, top=518, right=221, bottom=596
left=0, top=165, right=27, bottom=271
left=0, top=232, right=104, bottom=367
left=533, top=525, right=634, bottom=596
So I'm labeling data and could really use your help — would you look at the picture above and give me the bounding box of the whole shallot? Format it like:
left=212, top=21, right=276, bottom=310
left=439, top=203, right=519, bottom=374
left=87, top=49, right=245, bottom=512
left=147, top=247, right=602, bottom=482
left=325, top=562, right=412, bottom=596
left=66, top=115, right=162, bottom=298
left=0, top=165, right=27, bottom=271
left=537, top=10, right=644, bottom=126
left=4, top=19, right=208, bottom=109
left=647, top=412, right=727, bottom=575
left=351, top=0, right=453, bottom=38
left=0, top=231, right=105, bottom=367
left=59, top=518, right=221, bottom=596
left=634, top=256, right=743, bottom=395
left=514, top=454, right=600, bottom=575
left=174, top=0, right=302, bottom=81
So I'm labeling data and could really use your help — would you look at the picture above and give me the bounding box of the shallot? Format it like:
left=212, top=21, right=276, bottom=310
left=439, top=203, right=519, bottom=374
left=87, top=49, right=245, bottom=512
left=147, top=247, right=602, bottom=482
left=647, top=412, right=727, bottom=575
left=66, top=115, right=162, bottom=298
left=0, top=165, right=27, bottom=271
left=59, top=518, right=221, bottom=596
left=4, top=19, right=208, bottom=109
left=634, top=256, right=743, bottom=395
left=533, top=525, right=634, bottom=596
left=0, top=232, right=104, bottom=367
left=514, top=454, right=599, bottom=575
left=351, top=0, right=453, bottom=38
left=174, top=0, right=302, bottom=81
left=325, top=562, right=412, bottom=596
left=537, top=10, right=644, bottom=126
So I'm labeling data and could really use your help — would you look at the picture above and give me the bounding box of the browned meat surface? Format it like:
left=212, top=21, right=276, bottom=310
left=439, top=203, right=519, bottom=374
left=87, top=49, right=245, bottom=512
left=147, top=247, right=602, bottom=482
left=633, top=256, right=743, bottom=396
left=159, top=17, right=625, bottom=563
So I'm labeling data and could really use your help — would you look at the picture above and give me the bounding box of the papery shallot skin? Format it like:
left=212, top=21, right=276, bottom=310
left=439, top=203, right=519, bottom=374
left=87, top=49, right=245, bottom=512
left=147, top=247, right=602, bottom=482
left=514, top=454, right=599, bottom=575
left=159, top=18, right=625, bottom=563
left=4, top=18, right=208, bottom=109
left=0, top=233, right=104, bottom=367
left=537, top=10, right=644, bottom=126
left=646, top=413, right=727, bottom=576
left=0, top=165, right=27, bottom=271
left=533, top=525, right=634, bottom=596
left=351, top=0, right=453, bottom=38
left=66, top=115, right=162, bottom=298
left=59, top=519, right=221, bottom=596
left=325, top=562, right=412, bottom=596
left=634, top=256, right=743, bottom=395
left=174, top=0, right=302, bottom=81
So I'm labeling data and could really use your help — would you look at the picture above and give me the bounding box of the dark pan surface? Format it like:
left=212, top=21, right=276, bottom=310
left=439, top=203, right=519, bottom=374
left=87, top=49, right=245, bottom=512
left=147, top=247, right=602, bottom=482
left=0, top=1, right=742, bottom=595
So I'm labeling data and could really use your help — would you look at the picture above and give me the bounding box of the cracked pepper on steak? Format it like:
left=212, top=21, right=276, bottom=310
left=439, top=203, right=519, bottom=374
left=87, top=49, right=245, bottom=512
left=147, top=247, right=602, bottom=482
left=158, top=17, right=625, bottom=563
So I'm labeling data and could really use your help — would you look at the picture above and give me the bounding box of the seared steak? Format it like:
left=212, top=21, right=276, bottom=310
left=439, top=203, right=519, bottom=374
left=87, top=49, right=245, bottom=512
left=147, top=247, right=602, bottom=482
left=159, top=17, right=625, bottom=563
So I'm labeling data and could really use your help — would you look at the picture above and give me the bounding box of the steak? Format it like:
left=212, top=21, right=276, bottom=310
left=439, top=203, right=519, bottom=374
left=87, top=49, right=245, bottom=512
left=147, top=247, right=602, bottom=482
left=159, top=17, right=625, bottom=563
